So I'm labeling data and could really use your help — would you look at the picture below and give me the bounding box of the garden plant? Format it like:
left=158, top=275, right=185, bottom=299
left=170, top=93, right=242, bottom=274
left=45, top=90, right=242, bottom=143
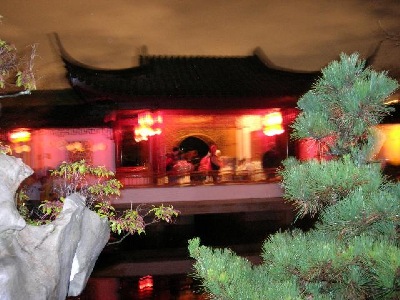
left=188, top=53, right=400, bottom=299
left=17, top=159, right=179, bottom=241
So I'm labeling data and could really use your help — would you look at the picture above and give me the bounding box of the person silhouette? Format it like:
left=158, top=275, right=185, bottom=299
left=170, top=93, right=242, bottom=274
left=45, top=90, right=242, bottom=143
left=209, top=144, right=222, bottom=183
left=262, top=147, right=281, bottom=180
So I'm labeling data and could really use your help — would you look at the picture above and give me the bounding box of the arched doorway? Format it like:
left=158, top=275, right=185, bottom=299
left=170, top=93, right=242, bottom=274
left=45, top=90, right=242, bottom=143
left=179, top=136, right=210, bottom=158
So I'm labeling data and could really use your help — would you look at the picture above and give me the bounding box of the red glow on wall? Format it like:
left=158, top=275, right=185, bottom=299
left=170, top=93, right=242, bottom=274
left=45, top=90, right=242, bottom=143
left=298, top=136, right=335, bottom=161
left=138, top=275, right=154, bottom=291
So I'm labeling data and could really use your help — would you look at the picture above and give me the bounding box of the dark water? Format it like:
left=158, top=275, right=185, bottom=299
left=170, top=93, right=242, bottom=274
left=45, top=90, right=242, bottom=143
left=68, top=212, right=300, bottom=299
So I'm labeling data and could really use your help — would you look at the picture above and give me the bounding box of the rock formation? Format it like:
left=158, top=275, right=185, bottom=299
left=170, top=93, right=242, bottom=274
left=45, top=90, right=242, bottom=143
left=0, top=154, right=110, bottom=299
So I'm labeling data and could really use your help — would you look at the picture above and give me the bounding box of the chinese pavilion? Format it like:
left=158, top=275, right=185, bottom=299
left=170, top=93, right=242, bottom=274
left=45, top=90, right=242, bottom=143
left=2, top=40, right=396, bottom=195
left=57, top=43, right=321, bottom=184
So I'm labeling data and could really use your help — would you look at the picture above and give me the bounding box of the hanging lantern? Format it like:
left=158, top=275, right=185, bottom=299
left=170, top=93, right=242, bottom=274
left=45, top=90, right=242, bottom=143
left=262, top=112, right=284, bottom=136
left=134, top=111, right=163, bottom=142
left=9, top=129, right=31, bottom=143
left=138, top=275, right=154, bottom=292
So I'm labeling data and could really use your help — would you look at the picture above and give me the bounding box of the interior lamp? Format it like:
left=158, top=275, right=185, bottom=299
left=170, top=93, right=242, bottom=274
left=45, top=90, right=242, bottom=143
left=262, top=112, right=284, bottom=136
left=9, top=129, right=31, bottom=143
left=134, top=111, right=163, bottom=142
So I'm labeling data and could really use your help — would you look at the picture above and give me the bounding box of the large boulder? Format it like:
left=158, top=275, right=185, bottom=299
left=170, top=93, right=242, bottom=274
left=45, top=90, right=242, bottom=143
left=0, top=154, right=110, bottom=299
left=0, top=154, right=32, bottom=233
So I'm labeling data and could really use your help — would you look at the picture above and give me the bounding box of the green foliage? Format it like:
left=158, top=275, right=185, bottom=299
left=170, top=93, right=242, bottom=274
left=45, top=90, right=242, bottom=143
left=15, top=188, right=30, bottom=220
left=95, top=202, right=178, bottom=236
left=292, top=53, right=398, bottom=161
left=279, top=155, right=384, bottom=218
left=188, top=53, right=400, bottom=299
left=318, top=183, right=400, bottom=243
left=0, top=38, right=36, bottom=92
left=19, top=159, right=179, bottom=238
left=0, top=141, right=11, bottom=154
left=150, top=204, right=180, bottom=223
left=37, top=199, right=65, bottom=224
left=260, top=231, right=400, bottom=299
left=50, top=160, right=122, bottom=209
left=109, top=208, right=144, bottom=235
left=188, top=238, right=303, bottom=300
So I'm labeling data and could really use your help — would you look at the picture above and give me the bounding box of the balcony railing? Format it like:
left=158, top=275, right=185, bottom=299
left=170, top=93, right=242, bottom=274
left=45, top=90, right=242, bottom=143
left=116, top=167, right=281, bottom=188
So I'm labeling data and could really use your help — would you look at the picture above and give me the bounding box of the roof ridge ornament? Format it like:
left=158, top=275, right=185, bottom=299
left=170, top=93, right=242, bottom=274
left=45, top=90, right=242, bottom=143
left=253, top=47, right=276, bottom=68
left=50, top=32, right=90, bottom=69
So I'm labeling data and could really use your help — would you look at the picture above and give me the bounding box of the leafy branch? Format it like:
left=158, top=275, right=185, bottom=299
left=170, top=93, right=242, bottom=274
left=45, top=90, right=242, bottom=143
left=18, top=159, right=179, bottom=243
left=0, top=39, right=37, bottom=95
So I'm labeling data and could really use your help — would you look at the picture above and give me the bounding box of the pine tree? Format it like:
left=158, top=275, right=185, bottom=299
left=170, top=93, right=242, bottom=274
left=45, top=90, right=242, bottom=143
left=188, top=53, right=400, bottom=299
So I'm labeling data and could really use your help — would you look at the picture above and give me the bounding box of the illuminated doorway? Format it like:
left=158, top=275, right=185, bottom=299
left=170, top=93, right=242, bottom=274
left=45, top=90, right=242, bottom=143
left=179, top=136, right=210, bottom=158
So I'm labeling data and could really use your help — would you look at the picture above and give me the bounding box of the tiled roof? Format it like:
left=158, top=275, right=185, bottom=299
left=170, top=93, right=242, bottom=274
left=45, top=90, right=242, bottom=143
left=62, top=52, right=320, bottom=108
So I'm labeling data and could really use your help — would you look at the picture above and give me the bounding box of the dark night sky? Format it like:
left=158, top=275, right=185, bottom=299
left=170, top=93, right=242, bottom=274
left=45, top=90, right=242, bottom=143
left=1, top=0, right=400, bottom=90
